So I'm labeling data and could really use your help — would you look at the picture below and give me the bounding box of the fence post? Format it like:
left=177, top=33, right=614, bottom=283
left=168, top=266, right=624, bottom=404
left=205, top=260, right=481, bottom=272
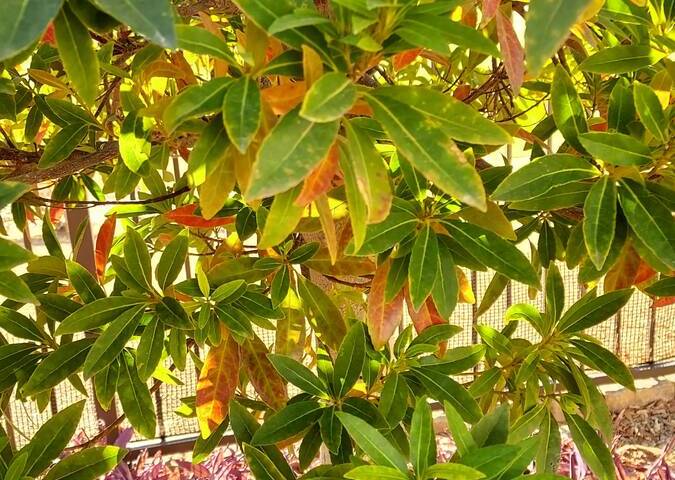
left=66, top=208, right=120, bottom=444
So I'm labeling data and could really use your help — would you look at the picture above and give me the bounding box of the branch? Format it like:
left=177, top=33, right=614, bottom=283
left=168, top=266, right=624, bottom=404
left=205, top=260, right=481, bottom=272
left=26, top=185, right=190, bottom=208
left=4, top=142, right=119, bottom=185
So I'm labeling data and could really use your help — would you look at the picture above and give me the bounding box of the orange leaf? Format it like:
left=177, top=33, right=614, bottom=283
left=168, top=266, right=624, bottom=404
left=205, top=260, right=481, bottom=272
left=49, top=203, right=65, bottom=225
left=95, top=213, right=116, bottom=280
left=261, top=82, right=306, bottom=115
left=196, top=333, right=240, bottom=437
left=453, top=84, right=471, bottom=101
left=295, top=143, right=341, bottom=206
left=496, top=9, right=524, bottom=94
left=653, top=296, right=675, bottom=308
left=241, top=334, right=287, bottom=410
left=589, top=121, right=608, bottom=132
left=392, top=48, right=422, bottom=71
left=367, top=260, right=405, bottom=349
left=634, top=261, right=657, bottom=285
left=165, top=204, right=234, bottom=228
left=405, top=292, right=448, bottom=356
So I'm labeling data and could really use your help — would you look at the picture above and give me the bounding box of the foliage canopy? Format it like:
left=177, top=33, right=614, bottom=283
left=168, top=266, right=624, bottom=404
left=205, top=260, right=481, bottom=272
left=0, top=0, right=673, bottom=479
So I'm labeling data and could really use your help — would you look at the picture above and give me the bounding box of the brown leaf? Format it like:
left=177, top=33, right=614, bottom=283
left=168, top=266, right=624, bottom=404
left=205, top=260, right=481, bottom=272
left=95, top=213, right=116, bottom=280
left=405, top=292, right=448, bottom=356
left=367, top=260, right=404, bottom=349
left=241, top=334, right=287, bottom=410
left=304, top=248, right=376, bottom=276
left=295, top=143, right=341, bottom=206
left=496, top=9, right=524, bottom=94
left=196, top=332, right=240, bottom=437
left=604, top=244, right=640, bottom=292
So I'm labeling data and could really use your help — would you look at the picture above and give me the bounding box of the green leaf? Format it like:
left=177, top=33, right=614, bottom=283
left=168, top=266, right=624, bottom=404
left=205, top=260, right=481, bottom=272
left=398, top=14, right=499, bottom=57
left=579, top=132, right=652, bottom=166
left=525, top=0, right=593, bottom=74
left=644, top=276, right=675, bottom=297
left=346, top=465, right=409, bottom=480
left=157, top=296, right=192, bottom=329
left=333, top=321, right=366, bottom=398
left=242, top=444, right=287, bottom=480
left=246, top=107, right=339, bottom=199
left=124, top=227, right=152, bottom=290
left=0, top=181, right=29, bottom=210
left=163, top=77, right=232, bottom=132
left=268, top=11, right=331, bottom=34
left=583, top=177, right=617, bottom=269
left=343, top=120, right=392, bottom=225
left=411, top=397, right=436, bottom=476
left=409, top=225, right=439, bottom=310
left=551, top=66, right=588, bottom=152
left=0, top=306, right=44, bottom=342
left=509, top=182, right=590, bottom=212
left=443, top=401, right=477, bottom=456
left=193, top=418, right=229, bottom=464
left=0, top=0, right=63, bottom=61
left=55, top=296, right=147, bottom=335
left=176, top=24, right=236, bottom=63
left=118, top=350, right=156, bottom=438
left=0, top=237, right=33, bottom=270
left=608, top=79, right=635, bottom=134
left=54, top=4, right=100, bottom=105
left=251, top=400, right=323, bottom=445
left=43, top=446, right=127, bottom=480
left=93, top=0, right=176, bottom=48
left=564, top=413, right=616, bottom=480
left=633, top=82, right=669, bottom=144
left=351, top=210, right=419, bottom=256
left=535, top=410, right=560, bottom=473
left=94, top=358, right=119, bottom=411
left=66, top=260, right=105, bottom=303
left=18, top=400, right=86, bottom=476
left=412, top=366, right=482, bottom=423
left=459, top=444, right=521, bottom=478
left=441, top=220, right=539, bottom=287
left=571, top=339, right=634, bottom=390
left=120, top=110, right=153, bottom=173
left=545, top=264, right=565, bottom=324
left=258, top=185, right=304, bottom=248
left=155, top=230, right=188, bottom=291
left=366, top=91, right=486, bottom=210
left=0, top=271, right=37, bottom=304
left=38, top=123, right=88, bottom=168
left=223, top=76, right=261, bottom=153
left=300, top=72, right=357, bottom=122
left=83, top=304, right=146, bottom=378
left=618, top=179, right=675, bottom=270
left=319, top=406, right=342, bottom=454
left=423, top=464, right=486, bottom=480
left=22, top=338, right=94, bottom=396
left=297, top=277, right=347, bottom=350
left=558, top=288, right=633, bottom=333
left=492, top=154, right=599, bottom=202
left=580, top=45, right=664, bottom=74
left=268, top=354, right=327, bottom=397
left=336, top=412, right=408, bottom=472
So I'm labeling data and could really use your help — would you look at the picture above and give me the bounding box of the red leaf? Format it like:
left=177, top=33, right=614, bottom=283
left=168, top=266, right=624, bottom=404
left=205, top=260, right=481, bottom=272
left=367, top=260, right=404, bottom=350
left=392, top=48, right=423, bottom=71
left=241, top=334, right=287, bottom=410
left=95, top=213, right=116, bottom=280
left=165, top=204, right=234, bottom=228
left=41, top=23, right=56, bottom=47
left=634, top=261, right=657, bottom=285
left=295, top=143, right=341, bottom=206
left=196, top=332, right=240, bottom=437
left=653, top=296, right=675, bottom=308
left=496, top=9, right=524, bottom=94
left=482, top=0, right=501, bottom=22
left=453, top=84, right=472, bottom=101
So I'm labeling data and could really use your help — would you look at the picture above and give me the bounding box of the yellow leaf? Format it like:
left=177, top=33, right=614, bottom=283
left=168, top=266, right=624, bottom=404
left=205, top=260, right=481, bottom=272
left=199, top=149, right=235, bottom=219
left=459, top=200, right=516, bottom=240
left=316, top=194, right=338, bottom=265
left=302, top=45, right=324, bottom=88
